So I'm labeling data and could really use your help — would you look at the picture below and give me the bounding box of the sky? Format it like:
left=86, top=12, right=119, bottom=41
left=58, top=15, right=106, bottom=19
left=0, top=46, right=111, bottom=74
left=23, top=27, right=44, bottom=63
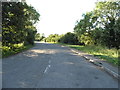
left=26, top=0, right=99, bottom=37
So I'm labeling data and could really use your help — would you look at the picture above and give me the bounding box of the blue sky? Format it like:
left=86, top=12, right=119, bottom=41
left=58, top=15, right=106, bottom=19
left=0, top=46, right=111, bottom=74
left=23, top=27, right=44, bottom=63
left=27, top=0, right=100, bottom=37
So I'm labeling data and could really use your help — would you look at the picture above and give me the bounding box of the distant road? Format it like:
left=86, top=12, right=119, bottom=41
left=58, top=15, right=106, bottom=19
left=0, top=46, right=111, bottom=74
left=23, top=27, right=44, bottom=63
left=2, top=42, right=118, bottom=88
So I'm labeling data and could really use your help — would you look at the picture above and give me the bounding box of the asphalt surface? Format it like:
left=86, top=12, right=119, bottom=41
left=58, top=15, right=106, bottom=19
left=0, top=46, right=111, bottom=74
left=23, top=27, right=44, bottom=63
left=2, top=42, right=118, bottom=88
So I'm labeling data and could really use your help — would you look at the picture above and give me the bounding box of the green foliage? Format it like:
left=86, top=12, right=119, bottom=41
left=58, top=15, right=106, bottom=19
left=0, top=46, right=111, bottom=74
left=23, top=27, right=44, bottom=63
left=74, top=1, right=120, bottom=49
left=35, top=33, right=45, bottom=41
left=74, top=11, right=98, bottom=45
left=80, top=34, right=94, bottom=45
left=2, top=2, right=40, bottom=46
left=2, top=43, right=33, bottom=58
left=2, top=2, right=40, bottom=57
left=45, top=34, right=62, bottom=43
left=59, top=32, right=79, bottom=45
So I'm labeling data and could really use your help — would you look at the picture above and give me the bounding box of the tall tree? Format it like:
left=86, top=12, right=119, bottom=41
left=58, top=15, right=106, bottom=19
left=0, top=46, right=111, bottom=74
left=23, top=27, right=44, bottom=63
left=2, top=2, right=40, bottom=47
left=74, top=1, right=120, bottom=49
left=94, top=1, right=120, bottom=48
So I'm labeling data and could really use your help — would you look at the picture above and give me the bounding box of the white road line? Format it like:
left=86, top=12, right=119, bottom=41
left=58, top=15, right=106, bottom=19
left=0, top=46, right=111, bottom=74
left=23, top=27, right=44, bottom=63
left=44, top=64, right=51, bottom=74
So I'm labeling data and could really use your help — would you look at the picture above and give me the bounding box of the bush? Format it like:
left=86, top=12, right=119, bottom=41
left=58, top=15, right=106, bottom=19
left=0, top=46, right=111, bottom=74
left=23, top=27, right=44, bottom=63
left=45, top=34, right=62, bottom=43
left=59, top=32, right=79, bottom=45
left=2, top=43, right=33, bottom=58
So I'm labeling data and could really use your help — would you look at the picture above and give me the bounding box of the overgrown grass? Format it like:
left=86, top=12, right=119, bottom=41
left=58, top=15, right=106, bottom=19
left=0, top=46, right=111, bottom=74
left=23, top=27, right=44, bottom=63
left=55, top=43, right=119, bottom=66
left=2, top=43, right=34, bottom=58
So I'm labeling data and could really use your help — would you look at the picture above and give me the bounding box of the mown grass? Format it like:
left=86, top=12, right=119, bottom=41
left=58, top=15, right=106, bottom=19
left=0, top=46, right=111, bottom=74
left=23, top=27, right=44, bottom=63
left=55, top=43, right=119, bottom=66
left=2, top=43, right=34, bottom=58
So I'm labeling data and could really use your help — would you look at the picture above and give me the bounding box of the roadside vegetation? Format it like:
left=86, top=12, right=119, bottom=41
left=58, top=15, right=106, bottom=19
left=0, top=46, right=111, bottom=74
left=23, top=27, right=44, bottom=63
left=65, top=44, right=119, bottom=66
left=2, top=2, right=40, bottom=58
left=2, top=43, right=33, bottom=58
left=44, top=1, right=120, bottom=66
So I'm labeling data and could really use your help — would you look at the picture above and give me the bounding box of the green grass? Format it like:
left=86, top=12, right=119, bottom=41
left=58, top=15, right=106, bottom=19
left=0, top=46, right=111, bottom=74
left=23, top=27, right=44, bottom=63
left=55, top=43, right=119, bottom=66
left=2, top=43, right=34, bottom=58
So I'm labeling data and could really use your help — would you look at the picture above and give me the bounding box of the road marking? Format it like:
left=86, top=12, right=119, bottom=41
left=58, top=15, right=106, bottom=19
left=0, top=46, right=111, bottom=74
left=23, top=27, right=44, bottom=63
left=44, top=64, right=51, bottom=74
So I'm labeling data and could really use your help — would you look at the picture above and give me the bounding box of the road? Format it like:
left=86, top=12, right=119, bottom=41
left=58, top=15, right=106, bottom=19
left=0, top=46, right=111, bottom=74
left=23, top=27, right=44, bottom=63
left=2, top=42, right=118, bottom=88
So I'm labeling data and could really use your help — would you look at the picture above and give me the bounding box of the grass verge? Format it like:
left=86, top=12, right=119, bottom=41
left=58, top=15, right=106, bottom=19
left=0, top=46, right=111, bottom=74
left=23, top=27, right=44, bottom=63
left=55, top=42, right=119, bottom=66
left=2, top=43, right=34, bottom=58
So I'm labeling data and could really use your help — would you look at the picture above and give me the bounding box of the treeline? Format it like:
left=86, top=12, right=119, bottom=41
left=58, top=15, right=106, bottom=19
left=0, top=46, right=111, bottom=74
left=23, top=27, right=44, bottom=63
left=44, top=32, right=80, bottom=45
left=2, top=2, right=40, bottom=57
left=45, top=1, right=120, bottom=50
left=44, top=34, right=63, bottom=43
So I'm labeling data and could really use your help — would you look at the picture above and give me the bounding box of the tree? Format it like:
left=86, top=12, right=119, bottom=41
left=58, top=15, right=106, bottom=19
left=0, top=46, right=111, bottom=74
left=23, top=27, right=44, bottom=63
left=2, top=2, right=40, bottom=47
left=59, top=32, right=79, bottom=45
left=45, top=34, right=59, bottom=42
left=74, top=11, right=97, bottom=45
left=35, top=33, right=45, bottom=41
left=74, top=1, right=120, bottom=48
left=94, top=1, right=120, bottom=49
